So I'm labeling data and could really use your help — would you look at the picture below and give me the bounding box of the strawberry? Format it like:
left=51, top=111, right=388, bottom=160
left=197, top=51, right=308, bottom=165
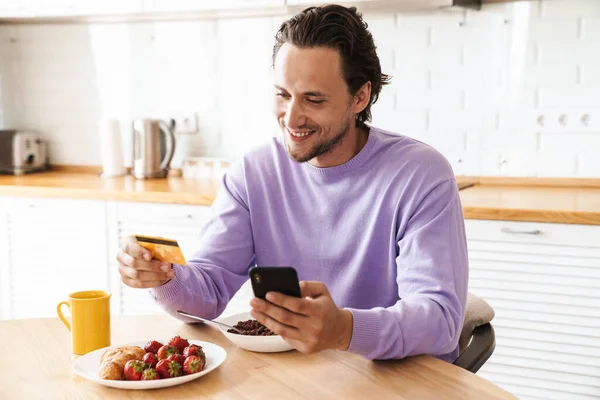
left=156, top=359, right=182, bottom=379
left=141, top=368, right=160, bottom=380
left=144, top=340, right=163, bottom=354
left=167, top=353, right=186, bottom=366
left=143, top=352, right=159, bottom=368
left=183, top=344, right=202, bottom=358
left=183, top=356, right=204, bottom=375
left=183, top=344, right=206, bottom=366
left=168, top=335, right=190, bottom=353
left=123, top=360, right=147, bottom=381
left=157, top=345, right=179, bottom=360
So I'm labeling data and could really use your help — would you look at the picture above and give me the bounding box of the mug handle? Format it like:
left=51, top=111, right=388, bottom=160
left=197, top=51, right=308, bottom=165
left=57, top=301, right=71, bottom=331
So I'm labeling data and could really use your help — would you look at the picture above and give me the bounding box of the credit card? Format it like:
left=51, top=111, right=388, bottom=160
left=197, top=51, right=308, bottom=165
left=134, top=235, right=187, bottom=265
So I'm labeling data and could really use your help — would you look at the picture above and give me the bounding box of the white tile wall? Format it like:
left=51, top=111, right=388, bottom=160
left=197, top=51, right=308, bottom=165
left=0, top=0, right=599, bottom=177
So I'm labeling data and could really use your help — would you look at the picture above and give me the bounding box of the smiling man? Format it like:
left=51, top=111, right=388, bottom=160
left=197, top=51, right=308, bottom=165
left=117, top=4, right=469, bottom=362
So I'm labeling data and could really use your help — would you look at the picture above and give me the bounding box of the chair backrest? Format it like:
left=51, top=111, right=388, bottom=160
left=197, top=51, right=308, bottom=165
left=453, top=292, right=496, bottom=373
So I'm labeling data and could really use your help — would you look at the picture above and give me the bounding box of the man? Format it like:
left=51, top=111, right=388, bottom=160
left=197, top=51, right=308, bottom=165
left=117, top=4, right=468, bottom=362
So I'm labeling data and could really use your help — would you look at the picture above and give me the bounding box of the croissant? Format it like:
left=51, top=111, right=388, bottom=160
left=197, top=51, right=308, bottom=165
left=99, top=346, right=146, bottom=380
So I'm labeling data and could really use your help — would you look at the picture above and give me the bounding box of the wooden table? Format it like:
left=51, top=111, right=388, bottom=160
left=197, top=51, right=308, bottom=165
left=0, top=315, right=517, bottom=399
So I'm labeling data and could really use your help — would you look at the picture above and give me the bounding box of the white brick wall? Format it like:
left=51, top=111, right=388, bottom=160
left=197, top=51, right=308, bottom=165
left=0, top=0, right=599, bottom=177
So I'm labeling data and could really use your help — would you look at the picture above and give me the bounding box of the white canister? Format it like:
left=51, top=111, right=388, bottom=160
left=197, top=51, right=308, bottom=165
left=99, top=118, right=126, bottom=178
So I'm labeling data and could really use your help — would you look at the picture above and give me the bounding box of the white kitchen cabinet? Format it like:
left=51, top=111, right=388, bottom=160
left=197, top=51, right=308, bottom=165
left=2, top=197, right=110, bottom=320
left=0, top=0, right=283, bottom=20
left=0, top=0, right=30, bottom=17
left=465, top=219, right=600, bottom=400
left=107, top=201, right=212, bottom=316
left=285, top=0, right=408, bottom=6
left=142, top=0, right=284, bottom=13
left=0, top=197, right=11, bottom=320
left=65, top=1, right=144, bottom=16
left=0, top=0, right=143, bottom=18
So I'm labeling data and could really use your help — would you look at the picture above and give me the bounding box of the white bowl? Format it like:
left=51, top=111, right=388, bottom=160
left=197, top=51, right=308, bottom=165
left=218, top=312, right=294, bottom=353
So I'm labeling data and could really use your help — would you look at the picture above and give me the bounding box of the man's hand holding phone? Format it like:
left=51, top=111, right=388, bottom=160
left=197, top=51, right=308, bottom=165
left=248, top=267, right=354, bottom=354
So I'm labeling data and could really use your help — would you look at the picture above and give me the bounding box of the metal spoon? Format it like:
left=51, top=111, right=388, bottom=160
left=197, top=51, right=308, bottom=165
left=176, top=310, right=242, bottom=334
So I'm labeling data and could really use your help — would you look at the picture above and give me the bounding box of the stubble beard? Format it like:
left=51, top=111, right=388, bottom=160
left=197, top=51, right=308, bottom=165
left=285, top=116, right=353, bottom=163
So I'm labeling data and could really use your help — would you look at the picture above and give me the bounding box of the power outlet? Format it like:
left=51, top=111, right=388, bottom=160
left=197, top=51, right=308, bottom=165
left=534, top=109, right=600, bottom=133
left=170, top=113, right=199, bottom=134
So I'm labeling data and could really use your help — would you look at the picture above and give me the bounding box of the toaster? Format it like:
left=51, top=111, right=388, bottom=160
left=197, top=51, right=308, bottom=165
left=0, top=130, right=48, bottom=175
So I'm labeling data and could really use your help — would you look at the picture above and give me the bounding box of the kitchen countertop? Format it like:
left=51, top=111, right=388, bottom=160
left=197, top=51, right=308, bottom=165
left=460, top=184, right=600, bottom=226
left=1, top=171, right=599, bottom=225
left=0, top=171, right=476, bottom=205
left=0, top=171, right=219, bottom=205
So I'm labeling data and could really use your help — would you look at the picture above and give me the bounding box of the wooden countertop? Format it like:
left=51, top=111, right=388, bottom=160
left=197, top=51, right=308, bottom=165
left=459, top=184, right=600, bottom=226
left=0, top=171, right=476, bottom=206
left=1, top=171, right=599, bottom=225
left=0, top=315, right=516, bottom=399
left=0, top=171, right=219, bottom=205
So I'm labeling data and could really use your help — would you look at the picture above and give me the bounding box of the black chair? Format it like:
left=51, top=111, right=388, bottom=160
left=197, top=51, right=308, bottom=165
left=453, top=293, right=496, bottom=373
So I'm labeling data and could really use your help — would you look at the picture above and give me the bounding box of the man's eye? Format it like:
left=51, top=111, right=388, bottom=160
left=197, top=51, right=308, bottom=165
left=307, top=99, right=324, bottom=104
left=276, top=92, right=289, bottom=98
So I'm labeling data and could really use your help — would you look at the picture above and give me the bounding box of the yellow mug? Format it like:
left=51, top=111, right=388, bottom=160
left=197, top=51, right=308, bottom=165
left=57, top=290, right=111, bottom=355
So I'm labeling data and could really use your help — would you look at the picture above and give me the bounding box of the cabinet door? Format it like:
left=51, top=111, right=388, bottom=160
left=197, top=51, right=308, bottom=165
left=6, top=197, right=109, bottom=319
left=0, top=1, right=31, bottom=17
left=18, top=0, right=143, bottom=17
left=21, top=1, right=78, bottom=17
left=108, top=201, right=212, bottom=315
left=142, top=0, right=283, bottom=13
left=0, top=198, right=11, bottom=320
left=0, top=0, right=143, bottom=18
left=465, top=219, right=600, bottom=400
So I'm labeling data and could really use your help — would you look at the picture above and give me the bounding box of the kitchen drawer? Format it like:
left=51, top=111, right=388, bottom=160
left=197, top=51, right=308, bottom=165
left=116, top=201, right=211, bottom=225
left=468, top=245, right=600, bottom=265
left=5, top=196, right=105, bottom=216
left=465, top=219, right=600, bottom=249
left=5, top=197, right=109, bottom=319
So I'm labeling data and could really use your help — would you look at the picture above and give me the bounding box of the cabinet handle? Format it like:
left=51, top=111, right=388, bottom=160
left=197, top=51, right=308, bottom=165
left=500, top=227, right=542, bottom=235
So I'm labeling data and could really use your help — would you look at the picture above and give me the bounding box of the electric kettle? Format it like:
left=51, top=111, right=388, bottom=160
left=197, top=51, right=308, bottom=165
left=132, top=119, right=176, bottom=179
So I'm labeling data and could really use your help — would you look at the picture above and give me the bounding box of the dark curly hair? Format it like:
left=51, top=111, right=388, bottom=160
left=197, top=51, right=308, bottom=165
left=272, top=4, right=391, bottom=125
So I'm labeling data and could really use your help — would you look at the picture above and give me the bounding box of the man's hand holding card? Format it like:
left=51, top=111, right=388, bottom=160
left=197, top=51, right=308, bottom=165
left=116, top=235, right=185, bottom=289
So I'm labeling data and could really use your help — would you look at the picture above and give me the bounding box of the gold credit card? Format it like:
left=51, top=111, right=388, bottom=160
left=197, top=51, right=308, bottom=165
left=135, top=235, right=187, bottom=265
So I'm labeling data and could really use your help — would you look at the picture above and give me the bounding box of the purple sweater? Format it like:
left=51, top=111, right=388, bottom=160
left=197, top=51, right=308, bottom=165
left=151, top=126, right=469, bottom=362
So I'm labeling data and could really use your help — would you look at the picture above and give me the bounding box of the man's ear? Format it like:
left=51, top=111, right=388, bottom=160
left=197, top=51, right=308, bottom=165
left=353, top=81, right=372, bottom=115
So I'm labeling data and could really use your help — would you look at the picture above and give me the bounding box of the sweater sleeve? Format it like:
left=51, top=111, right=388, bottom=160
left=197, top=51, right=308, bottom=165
left=149, top=162, right=255, bottom=322
left=346, top=179, right=469, bottom=361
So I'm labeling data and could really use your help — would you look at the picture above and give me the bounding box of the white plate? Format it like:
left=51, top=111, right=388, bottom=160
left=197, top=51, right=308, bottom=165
left=218, top=312, right=295, bottom=353
left=73, top=340, right=226, bottom=390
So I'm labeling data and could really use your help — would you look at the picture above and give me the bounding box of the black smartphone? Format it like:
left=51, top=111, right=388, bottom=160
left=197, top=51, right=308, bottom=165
left=249, top=266, right=301, bottom=300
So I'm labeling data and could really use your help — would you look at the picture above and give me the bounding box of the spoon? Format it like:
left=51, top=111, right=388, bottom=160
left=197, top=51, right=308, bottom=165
left=176, top=310, right=242, bottom=334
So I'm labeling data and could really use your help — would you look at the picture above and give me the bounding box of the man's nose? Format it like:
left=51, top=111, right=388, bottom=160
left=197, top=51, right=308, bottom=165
left=284, top=100, right=306, bottom=128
